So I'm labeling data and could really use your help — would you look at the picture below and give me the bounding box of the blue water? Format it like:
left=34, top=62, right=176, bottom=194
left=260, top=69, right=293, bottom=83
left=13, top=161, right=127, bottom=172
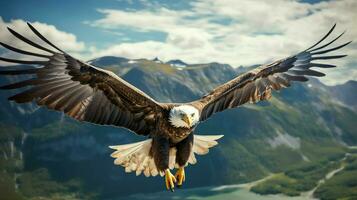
left=114, top=185, right=312, bottom=200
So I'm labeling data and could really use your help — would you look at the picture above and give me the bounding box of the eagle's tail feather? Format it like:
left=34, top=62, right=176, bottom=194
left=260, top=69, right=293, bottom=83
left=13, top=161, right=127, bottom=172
left=109, top=134, right=223, bottom=177
left=109, top=139, right=153, bottom=176
left=192, top=135, right=224, bottom=155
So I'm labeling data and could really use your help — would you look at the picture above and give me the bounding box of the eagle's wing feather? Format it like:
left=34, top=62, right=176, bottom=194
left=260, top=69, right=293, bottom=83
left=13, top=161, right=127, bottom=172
left=0, top=23, right=162, bottom=135
left=191, top=24, right=351, bottom=122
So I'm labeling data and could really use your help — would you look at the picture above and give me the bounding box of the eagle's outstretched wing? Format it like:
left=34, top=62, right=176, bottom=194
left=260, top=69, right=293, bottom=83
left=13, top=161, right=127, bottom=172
left=0, top=23, right=162, bottom=135
left=191, top=24, right=351, bottom=122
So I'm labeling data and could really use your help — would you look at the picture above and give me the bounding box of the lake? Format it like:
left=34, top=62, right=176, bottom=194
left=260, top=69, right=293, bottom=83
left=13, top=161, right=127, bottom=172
left=115, top=184, right=314, bottom=200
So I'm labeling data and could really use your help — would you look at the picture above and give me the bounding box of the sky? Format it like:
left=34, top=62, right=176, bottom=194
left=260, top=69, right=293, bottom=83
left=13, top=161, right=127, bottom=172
left=0, top=0, right=356, bottom=85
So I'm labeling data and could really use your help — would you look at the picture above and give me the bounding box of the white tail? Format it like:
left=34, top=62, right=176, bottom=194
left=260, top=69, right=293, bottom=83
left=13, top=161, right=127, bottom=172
left=109, top=134, right=223, bottom=177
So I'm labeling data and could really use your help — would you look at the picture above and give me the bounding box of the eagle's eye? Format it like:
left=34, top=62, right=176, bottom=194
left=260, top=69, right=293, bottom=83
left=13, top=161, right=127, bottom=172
left=191, top=113, right=195, bottom=117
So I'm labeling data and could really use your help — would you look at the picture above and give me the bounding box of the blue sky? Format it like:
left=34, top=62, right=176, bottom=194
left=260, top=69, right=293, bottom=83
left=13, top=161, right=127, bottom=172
left=0, top=0, right=356, bottom=85
left=0, top=0, right=192, bottom=47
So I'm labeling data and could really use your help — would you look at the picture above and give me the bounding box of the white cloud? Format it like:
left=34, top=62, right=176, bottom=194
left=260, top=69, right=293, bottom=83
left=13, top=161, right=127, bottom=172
left=0, top=17, right=86, bottom=64
left=1, top=1, right=355, bottom=86
left=88, top=0, right=357, bottom=85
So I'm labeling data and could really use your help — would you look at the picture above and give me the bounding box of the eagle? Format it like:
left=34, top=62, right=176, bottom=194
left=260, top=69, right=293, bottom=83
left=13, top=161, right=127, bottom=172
left=0, top=23, right=350, bottom=191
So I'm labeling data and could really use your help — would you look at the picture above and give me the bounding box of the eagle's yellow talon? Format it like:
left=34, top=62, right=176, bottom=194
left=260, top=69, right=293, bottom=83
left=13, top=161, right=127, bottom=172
left=165, top=169, right=176, bottom=192
left=175, top=167, right=185, bottom=187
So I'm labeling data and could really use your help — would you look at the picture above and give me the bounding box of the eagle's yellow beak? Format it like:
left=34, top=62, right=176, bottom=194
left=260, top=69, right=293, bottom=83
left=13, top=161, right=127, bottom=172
left=182, top=114, right=192, bottom=127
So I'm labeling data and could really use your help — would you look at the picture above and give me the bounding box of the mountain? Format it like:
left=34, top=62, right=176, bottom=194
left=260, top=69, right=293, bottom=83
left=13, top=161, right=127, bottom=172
left=328, top=80, right=357, bottom=111
left=89, top=56, right=129, bottom=66
left=166, top=59, right=188, bottom=68
left=0, top=57, right=356, bottom=199
left=152, top=57, right=163, bottom=64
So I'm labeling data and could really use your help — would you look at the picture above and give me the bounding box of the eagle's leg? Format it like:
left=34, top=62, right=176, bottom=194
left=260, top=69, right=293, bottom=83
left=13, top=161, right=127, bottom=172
left=151, top=136, right=176, bottom=191
left=165, top=169, right=176, bottom=192
left=175, top=133, right=193, bottom=187
left=175, top=167, right=185, bottom=187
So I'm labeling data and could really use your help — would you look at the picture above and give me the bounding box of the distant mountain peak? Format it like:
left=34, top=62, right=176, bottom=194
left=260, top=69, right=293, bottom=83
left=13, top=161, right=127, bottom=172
left=343, top=80, right=357, bottom=85
left=89, top=56, right=129, bottom=67
left=152, top=57, right=163, bottom=64
left=166, top=59, right=188, bottom=68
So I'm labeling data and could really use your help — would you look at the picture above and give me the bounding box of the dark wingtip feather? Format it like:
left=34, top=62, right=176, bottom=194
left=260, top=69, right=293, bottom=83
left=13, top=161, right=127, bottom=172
left=7, top=90, right=35, bottom=103
left=0, top=56, right=47, bottom=65
left=280, top=73, right=309, bottom=83
left=0, top=68, right=38, bottom=75
left=0, top=41, right=50, bottom=58
left=307, top=69, right=325, bottom=77
left=1, top=83, right=18, bottom=90
left=311, top=55, right=347, bottom=60
left=7, top=26, right=20, bottom=37
left=6, top=25, right=56, bottom=54
left=7, top=26, right=13, bottom=32
left=8, top=94, right=29, bottom=103
left=0, top=79, right=37, bottom=90
left=0, top=85, right=10, bottom=89
left=308, top=30, right=346, bottom=53
left=305, top=24, right=337, bottom=51
left=311, top=41, right=352, bottom=55
left=309, top=63, right=336, bottom=68
left=27, top=22, right=65, bottom=53
left=1, top=85, right=16, bottom=90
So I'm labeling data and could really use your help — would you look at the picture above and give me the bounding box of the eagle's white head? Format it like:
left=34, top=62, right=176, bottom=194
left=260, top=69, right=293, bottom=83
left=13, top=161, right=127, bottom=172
left=169, top=105, right=200, bottom=128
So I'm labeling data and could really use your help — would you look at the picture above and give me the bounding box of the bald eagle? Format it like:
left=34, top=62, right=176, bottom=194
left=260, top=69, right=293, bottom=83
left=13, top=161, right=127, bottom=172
left=0, top=23, right=350, bottom=191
